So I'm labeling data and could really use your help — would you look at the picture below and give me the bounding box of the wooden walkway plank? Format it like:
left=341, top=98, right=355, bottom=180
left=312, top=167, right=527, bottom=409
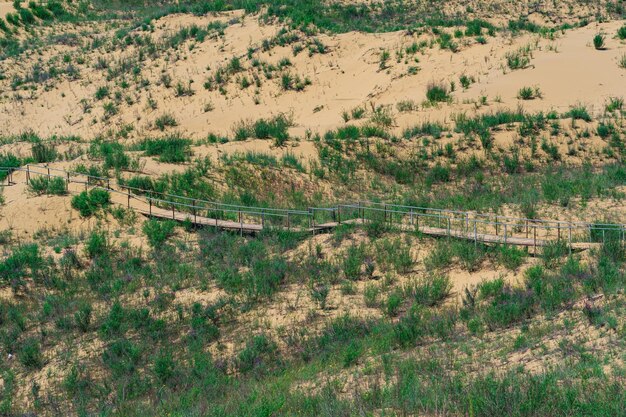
left=2, top=165, right=623, bottom=250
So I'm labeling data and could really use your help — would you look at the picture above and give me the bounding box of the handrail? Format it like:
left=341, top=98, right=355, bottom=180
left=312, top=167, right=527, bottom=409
left=1, top=165, right=625, bottom=243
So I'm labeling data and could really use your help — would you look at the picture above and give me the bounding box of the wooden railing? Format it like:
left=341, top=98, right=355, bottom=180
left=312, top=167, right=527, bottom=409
left=1, top=164, right=625, bottom=250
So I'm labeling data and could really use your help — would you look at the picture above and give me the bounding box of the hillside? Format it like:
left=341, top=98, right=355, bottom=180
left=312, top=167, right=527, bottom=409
left=0, top=1, right=625, bottom=416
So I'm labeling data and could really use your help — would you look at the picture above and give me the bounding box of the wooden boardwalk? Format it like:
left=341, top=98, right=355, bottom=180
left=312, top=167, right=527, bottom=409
left=138, top=203, right=599, bottom=250
left=0, top=165, right=621, bottom=251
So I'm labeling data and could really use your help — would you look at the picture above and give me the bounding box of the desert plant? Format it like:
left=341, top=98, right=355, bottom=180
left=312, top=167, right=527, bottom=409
left=139, top=135, right=192, bottom=163
left=405, top=274, right=452, bottom=307
left=343, top=244, right=365, bottom=281
left=154, top=113, right=178, bottom=131
left=142, top=219, right=177, bottom=248
left=593, top=33, right=605, bottom=50
left=426, top=81, right=450, bottom=102
left=71, top=189, right=111, bottom=217
left=506, top=48, right=531, bottom=70
left=27, top=176, right=66, bottom=195
left=31, top=142, right=57, bottom=163
left=517, top=86, right=542, bottom=100
left=236, top=334, right=278, bottom=373
left=19, top=338, right=43, bottom=370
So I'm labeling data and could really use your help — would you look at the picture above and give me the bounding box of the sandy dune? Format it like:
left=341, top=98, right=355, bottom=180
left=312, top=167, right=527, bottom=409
left=0, top=13, right=624, bottom=140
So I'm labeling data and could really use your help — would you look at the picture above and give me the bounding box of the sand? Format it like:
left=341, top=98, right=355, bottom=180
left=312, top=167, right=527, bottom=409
left=0, top=13, right=623, bottom=141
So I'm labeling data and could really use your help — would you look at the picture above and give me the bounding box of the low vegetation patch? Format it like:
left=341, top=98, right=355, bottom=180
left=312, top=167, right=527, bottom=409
left=71, top=188, right=111, bottom=217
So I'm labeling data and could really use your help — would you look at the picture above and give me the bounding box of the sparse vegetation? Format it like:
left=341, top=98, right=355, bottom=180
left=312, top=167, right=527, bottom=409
left=1, top=1, right=626, bottom=415
left=517, top=86, right=542, bottom=100
left=426, top=81, right=450, bottom=102
left=593, top=33, right=606, bottom=50
left=71, top=188, right=111, bottom=216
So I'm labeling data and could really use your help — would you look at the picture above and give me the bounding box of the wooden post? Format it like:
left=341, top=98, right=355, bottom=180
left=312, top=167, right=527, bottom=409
left=447, top=218, right=451, bottom=238
left=474, top=220, right=477, bottom=246
left=410, top=209, right=414, bottom=226
left=47, top=167, right=50, bottom=179
left=558, top=223, right=561, bottom=241
left=384, top=204, right=387, bottom=223
left=533, top=226, right=537, bottom=256
left=495, top=215, right=498, bottom=236
left=568, top=225, right=572, bottom=254
left=359, top=202, right=363, bottom=224
left=66, top=172, right=70, bottom=191
left=465, top=213, right=469, bottom=233
left=287, top=212, right=291, bottom=231
left=504, top=224, right=507, bottom=244
left=193, top=200, right=197, bottom=225
left=526, top=220, right=529, bottom=238
left=262, top=209, right=265, bottom=229
left=26, top=165, right=30, bottom=184
left=149, top=199, right=152, bottom=217
left=172, top=204, right=175, bottom=220
left=127, top=188, right=131, bottom=208
left=337, top=206, right=341, bottom=225
left=239, top=210, right=243, bottom=236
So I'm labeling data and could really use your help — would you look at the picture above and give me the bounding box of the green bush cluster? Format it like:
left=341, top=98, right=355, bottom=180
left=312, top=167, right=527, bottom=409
left=71, top=189, right=111, bottom=217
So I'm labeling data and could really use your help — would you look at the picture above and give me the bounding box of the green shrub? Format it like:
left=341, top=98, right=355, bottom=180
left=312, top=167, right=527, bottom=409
left=564, top=106, right=592, bottom=122
left=244, top=257, right=288, bottom=301
left=0, top=153, right=21, bottom=181
left=189, top=302, right=220, bottom=344
left=85, top=230, right=108, bottom=258
left=506, top=49, right=531, bottom=70
left=496, top=245, right=525, bottom=270
left=154, top=113, right=178, bottom=131
left=517, top=86, right=541, bottom=100
left=142, top=219, right=177, bottom=248
left=385, top=290, right=403, bottom=317
left=342, top=341, right=362, bottom=367
left=102, top=338, right=142, bottom=377
left=394, top=306, right=457, bottom=346
left=139, top=135, right=192, bottom=163
left=19, top=338, right=43, bottom=370
left=71, top=189, right=111, bottom=217
left=89, top=140, right=129, bottom=171
left=542, top=240, right=568, bottom=267
left=153, top=351, right=176, bottom=384
left=236, top=334, right=278, bottom=373
left=31, top=142, right=57, bottom=163
left=74, top=302, right=92, bottom=333
left=0, top=244, right=45, bottom=292
left=18, top=7, right=35, bottom=24
left=405, top=274, right=452, bottom=307
left=233, top=114, right=292, bottom=145
left=343, top=243, right=365, bottom=281
left=363, top=283, right=379, bottom=307
left=425, top=164, right=451, bottom=187
left=424, top=241, right=453, bottom=270
left=593, top=33, right=605, bottom=50
left=482, top=285, right=535, bottom=329
left=375, top=238, right=413, bottom=273
left=426, top=81, right=450, bottom=102
left=618, top=25, right=626, bottom=40
left=525, top=263, right=575, bottom=312
left=28, top=176, right=66, bottom=195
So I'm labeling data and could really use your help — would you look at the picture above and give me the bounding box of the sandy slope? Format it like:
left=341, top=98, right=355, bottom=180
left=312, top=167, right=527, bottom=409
left=0, top=13, right=624, bottom=140
left=0, top=2, right=12, bottom=19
